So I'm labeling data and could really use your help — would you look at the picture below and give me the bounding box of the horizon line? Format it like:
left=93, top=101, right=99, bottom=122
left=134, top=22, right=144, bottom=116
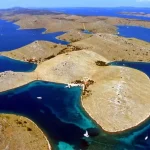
left=0, top=6, right=150, bottom=9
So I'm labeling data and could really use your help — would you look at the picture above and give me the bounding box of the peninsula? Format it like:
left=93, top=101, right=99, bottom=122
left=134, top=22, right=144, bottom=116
left=0, top=7, right=150, bottom=150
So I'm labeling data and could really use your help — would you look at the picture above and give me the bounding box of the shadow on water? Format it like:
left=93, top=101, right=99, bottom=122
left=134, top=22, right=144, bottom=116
left=0, top=19, right=69, bottom=51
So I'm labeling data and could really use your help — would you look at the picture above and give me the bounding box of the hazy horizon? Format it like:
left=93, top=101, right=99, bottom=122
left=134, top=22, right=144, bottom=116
left=0, top=0, right=150, bottom=8
left=1, top=6, right=150, bottom=9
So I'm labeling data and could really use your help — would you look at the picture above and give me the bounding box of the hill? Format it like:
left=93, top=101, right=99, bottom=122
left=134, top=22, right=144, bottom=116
left=0, top=50, right=150, bottom=133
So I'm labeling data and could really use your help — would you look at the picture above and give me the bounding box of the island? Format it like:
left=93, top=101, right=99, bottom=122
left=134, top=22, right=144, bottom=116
left=120, top=11, right=150, bottom=18
left=0, top=50, right=150, bottom=132
left=0, top=7, right=150, bottom=150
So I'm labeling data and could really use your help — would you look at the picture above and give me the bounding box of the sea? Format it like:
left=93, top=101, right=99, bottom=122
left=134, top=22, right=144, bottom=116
left=0, top=7, right=150, bottom=150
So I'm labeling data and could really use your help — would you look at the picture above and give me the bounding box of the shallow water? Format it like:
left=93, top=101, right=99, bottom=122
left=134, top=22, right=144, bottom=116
left=0, top=81, right=97, bottom=150
left=1, top=80, right=150, bottom=149
left=117, top=25, right=150, bottom=42
left=0, top=56, right=37, bottom=72
left=0, top=7, right=150, bottom=150
left=0, top=19, right=69, bottom=51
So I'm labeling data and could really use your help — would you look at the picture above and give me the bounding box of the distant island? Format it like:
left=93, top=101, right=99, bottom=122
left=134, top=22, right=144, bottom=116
left=120, top=11, right=150, bottom=17
left=0, top=7, right=150, bottom=150
left=0, top=7, right=62, bottom=16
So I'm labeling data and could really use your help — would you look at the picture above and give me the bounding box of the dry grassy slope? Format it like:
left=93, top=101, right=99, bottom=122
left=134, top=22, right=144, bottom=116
left=1, top=41, right=66, bottom=62
left=58, top=30, right=92, bottom=42
left=0, top=71, right=36, bottom=92
left=2, top=14, right=117, bottom=34
left=35, top=50, right=150, bottom=132
left=0, top=114, right=50, bottom=150
left=0, top=50, right=150, bottom=132
left=72, top=33, right=150, bottom=62
left=36, top=50, right=109, bottom=83
left=3, top=14, right=150, bottom=32
left=101, top=16, right=150, bottom=28
left=84, top=66, right=150, bottom=132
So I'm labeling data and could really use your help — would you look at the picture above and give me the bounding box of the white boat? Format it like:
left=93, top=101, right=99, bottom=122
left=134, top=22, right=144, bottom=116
left=37, top=96, right=42, bottom=100
left=145, top=136, right=148, bottom=140
left=84, top=130, right=89, bottom=138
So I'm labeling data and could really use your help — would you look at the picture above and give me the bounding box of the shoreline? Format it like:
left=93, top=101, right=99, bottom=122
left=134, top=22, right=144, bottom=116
left=1, top=51, right=149, bottom=149
left=0, top=8, right=149, bottom=149
left=0, top=78, right=150, bottom=150
left=0, top=113, right=51, bottom=150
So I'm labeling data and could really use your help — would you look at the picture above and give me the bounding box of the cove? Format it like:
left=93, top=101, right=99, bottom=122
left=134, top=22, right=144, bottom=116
left=0, top=80, right=97, bottom=150
left=0, top=19, right=69, bottom=51
left=1, top=80, right=150, bottom=149
left=0, top=56, right=37, bottom=72
left=117, top=25, right=150, bottom=42
left=108, top=61, right=150, bottom=78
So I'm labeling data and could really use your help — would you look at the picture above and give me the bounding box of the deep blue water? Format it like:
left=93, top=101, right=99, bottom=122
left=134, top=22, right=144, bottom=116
left=0, top=7, right=150, bottom=150
left=0, top=56, right=37, bottom=72
left=0, top=19, right=69, bottom=51
left=108, top=61, right=150, bottom=78
left=1, top=80, right=150, bottom=150
left=0, top=81, right=97, bottom=150
left=48, top=7, right=150, bottom=21
left=117, top=25, right=150, bottom=42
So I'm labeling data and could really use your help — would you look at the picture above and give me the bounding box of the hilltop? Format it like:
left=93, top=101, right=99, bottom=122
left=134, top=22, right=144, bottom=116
left=1, top=41, right=67, bottom=63
left=72, top=33, right=150, bottom=62
left=0, top=50, right=150, bottom=133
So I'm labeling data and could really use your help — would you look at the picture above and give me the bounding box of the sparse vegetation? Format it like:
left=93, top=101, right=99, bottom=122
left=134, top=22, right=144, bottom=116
left=95, top=61, right=108, bottom=66
left=44, top=54, right=55, bottom=61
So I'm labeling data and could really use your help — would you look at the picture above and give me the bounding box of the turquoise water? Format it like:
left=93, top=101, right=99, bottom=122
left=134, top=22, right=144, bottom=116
left=0, top=19, right=69, bottom=51
left=1, top=80, right=150, bottom=150
left=0, top=7, right=150, bottom=150
left=0, top=56, right=37, bottom=72
left=0, top=81, right=97, bottom=150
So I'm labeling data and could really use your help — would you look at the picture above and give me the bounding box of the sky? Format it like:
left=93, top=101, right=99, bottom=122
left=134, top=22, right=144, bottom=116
left=0, top=0, right=150, bottom=8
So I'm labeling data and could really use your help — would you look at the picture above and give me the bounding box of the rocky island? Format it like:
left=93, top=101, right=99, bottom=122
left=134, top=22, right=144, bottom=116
left=120, top=11, right=150, bottom=18
left=0, top=7, right=150, bottom=150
